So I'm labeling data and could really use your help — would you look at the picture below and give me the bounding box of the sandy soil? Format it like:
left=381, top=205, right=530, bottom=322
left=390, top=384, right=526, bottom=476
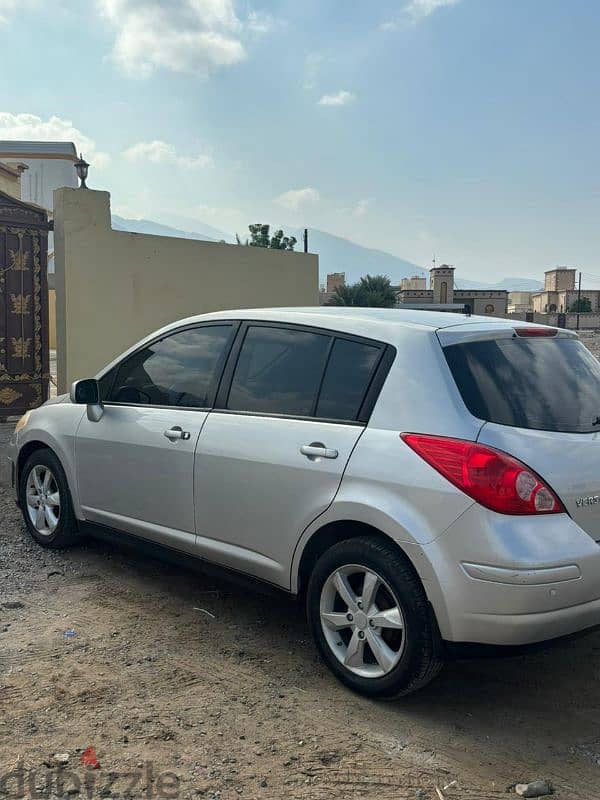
left=1, top=486, right=600, bottom=800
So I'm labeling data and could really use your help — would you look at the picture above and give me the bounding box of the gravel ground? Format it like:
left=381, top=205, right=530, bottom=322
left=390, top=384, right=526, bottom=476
left=2, top=339, right=600, bottom=799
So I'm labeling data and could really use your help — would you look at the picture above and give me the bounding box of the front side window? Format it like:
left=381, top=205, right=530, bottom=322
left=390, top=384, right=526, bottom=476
left=227, top=326, right=331, bottom=416
left=108, top=325, right=232, bottom=408
left=316, top=338, right=381, bottom=421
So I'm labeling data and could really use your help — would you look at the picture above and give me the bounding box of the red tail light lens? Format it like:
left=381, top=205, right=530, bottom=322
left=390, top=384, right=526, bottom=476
left=401, top=433, right=565, bottom=515
left=514, top=327, right=557, bottom=337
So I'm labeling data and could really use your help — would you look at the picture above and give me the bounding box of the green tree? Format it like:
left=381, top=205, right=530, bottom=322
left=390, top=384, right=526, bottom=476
left=327, top=274, right=397, bottom=308
left=569, top=297, right=592, bottom=312
left=238, top=223, right=297, bottom=250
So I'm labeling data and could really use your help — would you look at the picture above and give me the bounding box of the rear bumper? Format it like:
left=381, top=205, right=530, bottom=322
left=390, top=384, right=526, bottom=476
left=419, top=505, right=600, bottom=646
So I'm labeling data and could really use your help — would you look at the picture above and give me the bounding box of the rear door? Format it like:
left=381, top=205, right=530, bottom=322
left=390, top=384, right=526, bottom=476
left=193, top=322, right=390, bottom=586
left=440, top=327, right=600, bottom=541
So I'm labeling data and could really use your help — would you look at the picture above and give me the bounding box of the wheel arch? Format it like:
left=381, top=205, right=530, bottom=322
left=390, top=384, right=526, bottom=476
left=16, top=440, right=53, bottom=490
left=296, top=520, right=421, bottom=601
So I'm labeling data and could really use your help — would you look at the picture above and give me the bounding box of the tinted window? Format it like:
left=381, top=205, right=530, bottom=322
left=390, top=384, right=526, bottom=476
left=227, top=326, right=330, bottom=416
left=316, top=338, right=381, bottom=420
left=109, top=325, right=232, bottom=407
left=444, top=336, right=600, bottom=433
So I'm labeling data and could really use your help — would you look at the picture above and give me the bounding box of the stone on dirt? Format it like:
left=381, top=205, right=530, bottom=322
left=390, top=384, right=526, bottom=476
left=515, top=779, right=554, bottom=798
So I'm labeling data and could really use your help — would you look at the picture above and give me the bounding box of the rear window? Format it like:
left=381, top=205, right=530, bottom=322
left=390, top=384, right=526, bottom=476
left=444, top=336, right=600, bottom=433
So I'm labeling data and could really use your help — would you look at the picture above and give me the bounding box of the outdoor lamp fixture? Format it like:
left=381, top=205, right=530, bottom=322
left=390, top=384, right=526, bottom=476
left=74, top=153, right=89, bottom=189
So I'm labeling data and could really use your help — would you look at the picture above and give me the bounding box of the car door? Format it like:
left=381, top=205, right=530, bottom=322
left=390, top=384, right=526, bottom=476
left=193, top=322, right=389, bottom=586
left=75, top=322, right=236, bottom=553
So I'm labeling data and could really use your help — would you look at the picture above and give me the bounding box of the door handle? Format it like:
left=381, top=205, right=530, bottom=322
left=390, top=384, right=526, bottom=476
left=300, top=443, right=339, bottom=460
left=163, top=426, right=191, bottom=442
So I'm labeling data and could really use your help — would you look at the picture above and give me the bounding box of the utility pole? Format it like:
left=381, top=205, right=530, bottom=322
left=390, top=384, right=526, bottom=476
left=576, top=271, right=582, bottom=331
left=303, top=228, right=308, bottom=253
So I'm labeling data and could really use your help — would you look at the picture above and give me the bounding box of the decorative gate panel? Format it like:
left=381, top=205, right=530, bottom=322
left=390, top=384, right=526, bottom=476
left=0, top=191, right=49, bottom=418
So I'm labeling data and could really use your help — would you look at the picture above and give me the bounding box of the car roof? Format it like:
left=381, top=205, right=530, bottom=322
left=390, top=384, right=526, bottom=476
left=162, top=306, right=550, bottom=344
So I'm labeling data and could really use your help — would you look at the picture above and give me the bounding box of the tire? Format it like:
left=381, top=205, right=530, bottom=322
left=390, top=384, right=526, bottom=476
left=19, top=448, right=80, bottom=548
left=306, top=536, right=444, bottom=698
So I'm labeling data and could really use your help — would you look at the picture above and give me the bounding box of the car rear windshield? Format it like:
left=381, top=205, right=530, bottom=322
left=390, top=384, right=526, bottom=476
left=443, top=335, right=600, bottom=433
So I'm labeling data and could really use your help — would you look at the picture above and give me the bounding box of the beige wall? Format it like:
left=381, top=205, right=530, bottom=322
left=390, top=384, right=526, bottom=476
left=48, top=288, right=56, bottom=350
left=0, top=164, right=20, bottom=198
left=544, top=268, right=576, bottom=292
left=53, top=188, right=319, bottom=392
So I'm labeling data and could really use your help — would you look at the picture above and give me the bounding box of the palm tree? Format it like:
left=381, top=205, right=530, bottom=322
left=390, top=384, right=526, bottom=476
left=327, top=284, right=361, bottom=306
left=357, top=275, right=397, bottom=307
left=327, top=274, right=397, bottom=308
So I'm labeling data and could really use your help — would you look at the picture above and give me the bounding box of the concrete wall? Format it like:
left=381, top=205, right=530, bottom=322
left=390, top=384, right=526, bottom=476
left=507, top=311, right=600, bottom=329
left=53, top=188, right=319, bottom=392
left=48, top=288, right=56, bottom=350
left=0, top=166, right=20, bottom=198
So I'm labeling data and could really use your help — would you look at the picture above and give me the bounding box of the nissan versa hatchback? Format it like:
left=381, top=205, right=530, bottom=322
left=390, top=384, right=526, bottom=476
left=4, top=307, right=600, bottom=697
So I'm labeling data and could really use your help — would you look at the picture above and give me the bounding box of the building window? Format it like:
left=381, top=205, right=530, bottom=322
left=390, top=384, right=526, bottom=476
left=484, top=303, right=494, bottom=314
left=440, top=281, right=448, bottom=303
left=549, top=304, right=557, bottom=312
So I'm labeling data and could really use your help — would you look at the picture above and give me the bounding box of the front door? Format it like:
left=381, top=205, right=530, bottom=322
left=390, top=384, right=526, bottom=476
left=76, top=323, right=236, bottom=553
left=193, top=323, right=387, bottom=586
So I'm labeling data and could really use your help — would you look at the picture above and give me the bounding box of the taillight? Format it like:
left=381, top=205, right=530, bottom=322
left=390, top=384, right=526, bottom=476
left=401, top=433, right=565, bottom=515
left=514, top=327, right=557, bottom=337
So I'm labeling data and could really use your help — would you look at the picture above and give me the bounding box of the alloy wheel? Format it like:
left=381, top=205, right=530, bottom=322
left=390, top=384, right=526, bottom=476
left=25, top=465, right=61, bottom=536
left=319, top=564, right=406, bottom=679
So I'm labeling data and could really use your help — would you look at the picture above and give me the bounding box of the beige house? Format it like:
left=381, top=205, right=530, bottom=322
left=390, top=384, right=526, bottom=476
left=0, top=160, right=26, bottom=198
left=531, top=268, right=600, bottom=313
left=397, top=265, right=508, bottom=316
left=507, top=291, right=533, bottom=314
left=400, top=275, right=427, bottom=291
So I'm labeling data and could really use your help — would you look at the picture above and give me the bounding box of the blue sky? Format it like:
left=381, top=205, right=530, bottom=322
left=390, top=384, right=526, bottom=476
left=0, top=0, right=599, bottom=281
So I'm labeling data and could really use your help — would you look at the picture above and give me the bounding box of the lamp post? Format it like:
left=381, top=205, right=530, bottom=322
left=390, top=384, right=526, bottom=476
left=74, top=153, right=89, bottom=188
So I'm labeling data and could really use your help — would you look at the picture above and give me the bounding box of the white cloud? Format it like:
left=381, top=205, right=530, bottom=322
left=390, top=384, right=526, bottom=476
left=383, top=0, right=459, bottom=29
left=275, top=187, right=320, bottom=211
left=0, top=0, right=38, bottom=23
left=0, top=112, right=110, bottom=168
left=96, top=0, right=247, bottom=78
left=96, top=1, right=277, bottom=78
left=318, top=90, right=356, bottom=107
left=246, top=10, right=277, bottom=35
left=123, top=139, right=213, bottom=168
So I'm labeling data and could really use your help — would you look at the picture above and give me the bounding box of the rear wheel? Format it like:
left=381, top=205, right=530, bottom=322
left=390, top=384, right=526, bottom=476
left=307, top=536, right=443, bottom=697
left=19, top=449, right=80, bottom=548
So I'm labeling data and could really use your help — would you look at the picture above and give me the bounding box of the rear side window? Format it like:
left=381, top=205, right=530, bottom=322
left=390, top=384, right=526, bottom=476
left=444, top=336, right=600, bottom=433
left=109, top=325, right=232, bottom=407
left=227, top=326, right=330, bottom=416
left=316, top=338, right=381, bottom=421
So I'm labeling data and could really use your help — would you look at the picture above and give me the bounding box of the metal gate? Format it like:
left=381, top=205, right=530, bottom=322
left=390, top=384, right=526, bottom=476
left=0, top=191, right=49, bottom=419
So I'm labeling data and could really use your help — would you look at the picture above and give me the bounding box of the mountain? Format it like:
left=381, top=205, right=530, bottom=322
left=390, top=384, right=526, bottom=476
left=455, top=277, right=543, bottom=292
left=111, top=215, right=542, bottom=293
left=284, top=227, right=426, bottom=285
left=111, top=214, right=228, bottom=243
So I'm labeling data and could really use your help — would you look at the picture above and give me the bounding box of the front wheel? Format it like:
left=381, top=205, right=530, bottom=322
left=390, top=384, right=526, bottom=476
left=306, top=536, right=443, bottom=698
left=19, top=448, right=80, bottom=548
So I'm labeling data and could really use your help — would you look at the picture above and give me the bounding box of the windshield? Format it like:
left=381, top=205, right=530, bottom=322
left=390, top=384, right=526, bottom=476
left=444, top=336, right=600, bottom=433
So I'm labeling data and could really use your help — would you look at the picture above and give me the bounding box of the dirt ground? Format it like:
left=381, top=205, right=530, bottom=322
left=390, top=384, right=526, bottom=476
left=2, top=337, right=600, bottom=799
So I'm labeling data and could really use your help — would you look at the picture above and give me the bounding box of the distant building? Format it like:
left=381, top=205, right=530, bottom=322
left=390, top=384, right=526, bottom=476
left=0, top=141, right=78, bottom=273
left=531, top=267, right=600, bottom=313
left=400, top=275, right=426, bottom=291
left=507, top=291, right=533, bottom=314
left=397, top=265, right=508, bottom=316
left=0, top=160, right=26, bottom=198
left=320, top=272, right=346, bottom=304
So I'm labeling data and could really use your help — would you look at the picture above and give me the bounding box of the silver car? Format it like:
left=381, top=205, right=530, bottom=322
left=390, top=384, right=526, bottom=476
left=4, top=307, right=600, bottom=697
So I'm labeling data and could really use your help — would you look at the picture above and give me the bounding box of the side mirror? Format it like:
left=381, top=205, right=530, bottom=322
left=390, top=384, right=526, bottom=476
left=70, top=379, right=104, bottom=422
